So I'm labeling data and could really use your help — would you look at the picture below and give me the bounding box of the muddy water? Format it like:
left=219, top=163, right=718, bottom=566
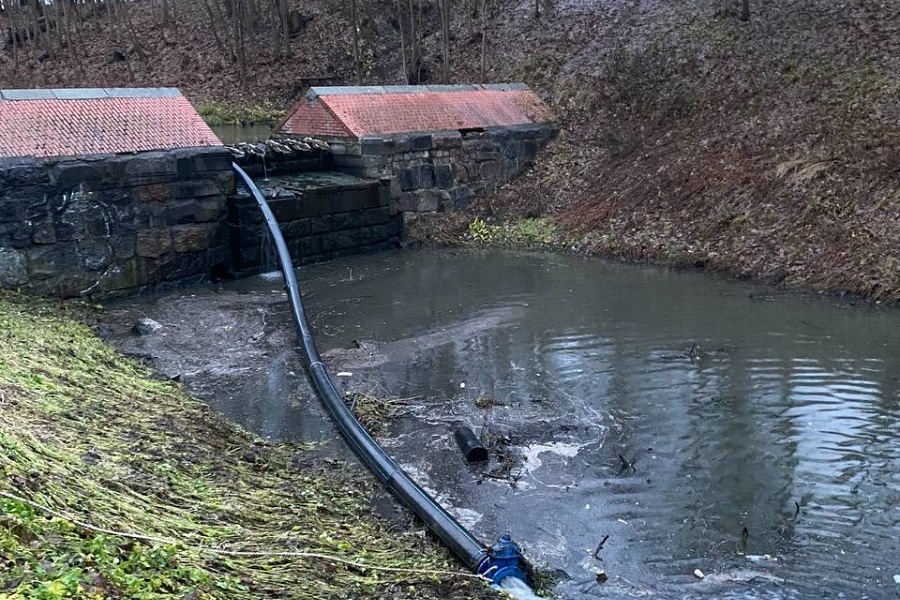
left=104, top=249, right=899, bottom=599
left=300, top=250, right=899, bottom=600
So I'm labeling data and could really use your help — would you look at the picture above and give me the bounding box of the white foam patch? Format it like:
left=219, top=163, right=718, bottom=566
left=521, top=442, right=583, bottom=475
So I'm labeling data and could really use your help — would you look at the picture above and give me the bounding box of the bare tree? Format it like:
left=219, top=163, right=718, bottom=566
left=200, top=0, right=226, bottom=51
left=439, top=0, right=450, bottom=83
left=408, top=0, right=419, bottom=82
left=351, top=0, right=361, bottom=83
left=479, top=0, right=487, bottom=82
left=394, top=0, right=408, bottom=83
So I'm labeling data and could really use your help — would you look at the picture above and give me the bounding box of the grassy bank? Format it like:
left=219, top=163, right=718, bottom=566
left=0, top=293, right=496, bottom=600
left=196, top=102, right=285, bottom=126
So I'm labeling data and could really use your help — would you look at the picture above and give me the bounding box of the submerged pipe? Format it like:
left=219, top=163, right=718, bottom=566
left=232, top=164, right=526, bottom=584
left=454, top=426, right=489, bottom=463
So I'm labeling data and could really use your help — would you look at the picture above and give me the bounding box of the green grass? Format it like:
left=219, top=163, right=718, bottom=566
left=195, top=102, right=286, bottom=126
left=466, top=217, right=560, bottom=247
left=0, top=292, right=496, bottom=600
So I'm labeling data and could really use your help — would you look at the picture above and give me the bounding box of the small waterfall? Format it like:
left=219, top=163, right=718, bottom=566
left=498, top=577, right=543, bottom=600
left=259, top=224, right=279, bottom=275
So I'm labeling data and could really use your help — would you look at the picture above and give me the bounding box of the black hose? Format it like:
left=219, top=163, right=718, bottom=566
left=232, top=164, right=490, bottom=574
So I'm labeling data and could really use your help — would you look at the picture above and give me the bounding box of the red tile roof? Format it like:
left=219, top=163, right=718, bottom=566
left=277, top=84, right=554, bottom=138
left=0, top=88, right=222, bottom=159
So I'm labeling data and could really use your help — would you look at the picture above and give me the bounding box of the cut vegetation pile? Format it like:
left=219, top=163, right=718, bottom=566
left=0, top=293, right=495, bottom=599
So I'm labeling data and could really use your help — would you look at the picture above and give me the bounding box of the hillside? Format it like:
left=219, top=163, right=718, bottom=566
left=1, top=0, right=898, bottom=300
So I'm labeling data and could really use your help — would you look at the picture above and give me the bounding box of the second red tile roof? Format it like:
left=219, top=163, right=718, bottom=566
left=277, top=84, right=554, bottom=138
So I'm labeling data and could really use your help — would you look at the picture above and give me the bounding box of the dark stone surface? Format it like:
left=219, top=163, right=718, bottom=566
left=0, top=221, right=34, bottom=248
left=409, top=134, right=433, bottom=151
left=396, top=167, right=415, bottom=192
left=434, top=164, right=454, bottom=189
left=412, top=164, right=435, bottom=189
left=32, top=222, right=57, bottom=245
left=450, top=186, right=474, bottom=210
left=0, top=248, right=28, bottom=285
left=332, top=189, right=368, bottom=213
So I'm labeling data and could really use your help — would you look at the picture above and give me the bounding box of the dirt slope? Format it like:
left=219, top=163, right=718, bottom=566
left=1, top=0, right=898, bottom=299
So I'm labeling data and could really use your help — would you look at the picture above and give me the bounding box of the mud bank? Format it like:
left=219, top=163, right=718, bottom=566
left=0, top=290, right=497, bottom=600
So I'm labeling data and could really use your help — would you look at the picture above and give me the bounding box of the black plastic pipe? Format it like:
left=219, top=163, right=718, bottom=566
left=454, top=427, right=489, bottom=463
left=232, top=164, right=492, bottom=574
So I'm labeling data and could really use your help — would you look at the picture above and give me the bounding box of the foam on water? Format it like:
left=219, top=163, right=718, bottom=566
left=498, top=577, right=543, bottom=600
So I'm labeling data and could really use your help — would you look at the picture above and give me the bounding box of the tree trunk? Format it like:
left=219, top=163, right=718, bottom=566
left=394, top=0, right=408, bottom=83
left=9, top=5, right=20, bottom=72
left=479, top=0, right=486, bottom=83
left=351, top=0, right=360, bottom=83
left=233, top=0, right=247, bottom=88
left=740, top=0, right=750, bottom=21
left=280, top=0, right=290, bottom=56
left=200, top=0, right=225, bottom=51
left=408, top=0, right=418, bottom=82
left=119, top=0, right=145, bottom=58
left=439, top=0, right=450, bottom=84
left=161, top=0, right=171, bottom=27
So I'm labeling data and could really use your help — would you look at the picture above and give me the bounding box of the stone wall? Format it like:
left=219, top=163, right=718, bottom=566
left=228, top=173, right=400, bottom=275
left=327, top=123, right=557, bottom=215
left=0, top=148, right=233, bottom=297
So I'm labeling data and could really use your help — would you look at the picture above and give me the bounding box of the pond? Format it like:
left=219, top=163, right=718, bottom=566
left=104, top=249, right=900, bottom=599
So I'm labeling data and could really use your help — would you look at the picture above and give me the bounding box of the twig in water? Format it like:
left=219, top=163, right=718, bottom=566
left=592, top=534, right=610, bottom=560
left=618, top=454, right=636, bottom=473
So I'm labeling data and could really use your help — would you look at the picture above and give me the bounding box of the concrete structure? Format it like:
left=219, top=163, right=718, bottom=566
left=0, top=88, right=233, bottom=297
left=275, top=84, right=557, bottom=215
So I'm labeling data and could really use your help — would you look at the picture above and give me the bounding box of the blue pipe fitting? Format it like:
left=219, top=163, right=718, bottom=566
left=478, top=534, right=527, bottom=585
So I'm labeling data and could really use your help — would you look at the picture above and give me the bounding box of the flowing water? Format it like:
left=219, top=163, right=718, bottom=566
left=104, top=248, right=899, bottom=599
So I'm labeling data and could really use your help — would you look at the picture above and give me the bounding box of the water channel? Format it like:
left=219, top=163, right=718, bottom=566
left=104, top=249, right=900, bottom=600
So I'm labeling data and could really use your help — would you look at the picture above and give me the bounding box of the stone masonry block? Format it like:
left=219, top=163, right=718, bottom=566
left=332, top=190, right=367, bottom=213
left=0, top=158, right=49, bottom=187
left=435, top=164, right=453, bottom=189
left=173, top=148, right=233, bottom=176
left=171, top=224, right=212, bottom=253
left=280, top=219, right=312, bottom=239
left=409, top=134, right=433, bottom=152
left=0, top=221, right=32, bottom=248
left=134, top=183, right=174, bottom=203
left=26, top=244, right=77, bottom=280
left=396, top=168, right=415, bottom=192
left=480, top=160, right=502, bottom=180
left=50, top=159, right=113, bottom=190
left=76, top=238, right=113, bottom=272
left=32, top=222, right=56, bottom=245
left=174, top=179, right=223, bottom=199
left=136, top=229, right=173, bottom=258
left=0, top=247, right=28, bottom=286
left=432, top=131, right=462, bottom=149
left=125, top=154, right=176, bottom=178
